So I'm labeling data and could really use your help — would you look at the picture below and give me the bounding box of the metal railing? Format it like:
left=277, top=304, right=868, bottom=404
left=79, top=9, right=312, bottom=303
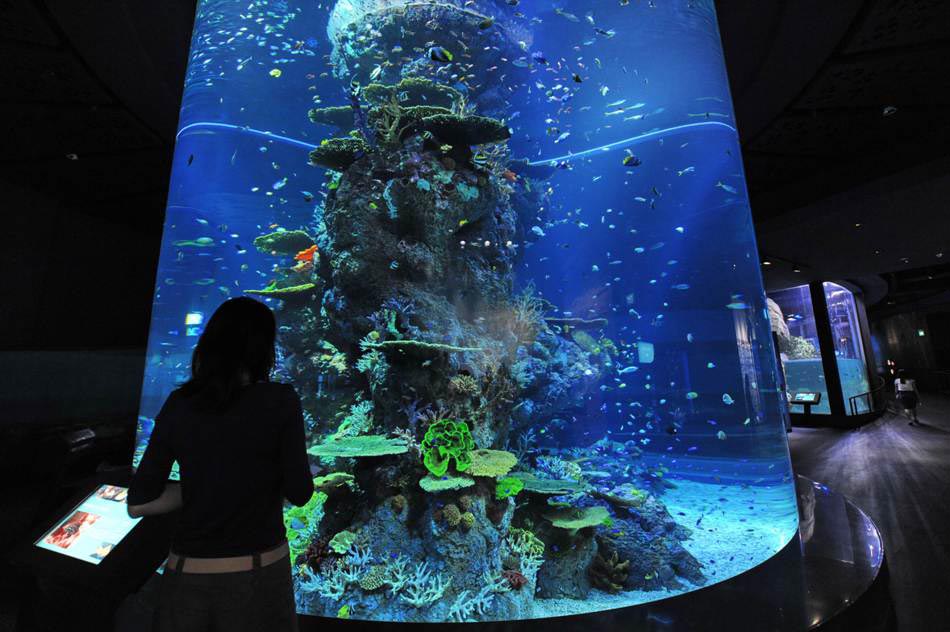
left=848, top=376, right=888, bottom=417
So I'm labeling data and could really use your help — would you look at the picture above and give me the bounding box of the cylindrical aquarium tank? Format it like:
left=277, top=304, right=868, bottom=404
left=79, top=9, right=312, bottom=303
left=135, top=0, right=799, bottom=622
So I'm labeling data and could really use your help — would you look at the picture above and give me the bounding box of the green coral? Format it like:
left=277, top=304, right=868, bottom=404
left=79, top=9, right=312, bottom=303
left=252, top=230, right=314, bottom=255
left=507, top=528, right=545, bottom=558
left=283, top=490, right=327, bottom=563
left=328, top=529, right=358, bottom=554
left=495, top=476, right=524, bottom=500
left=442, top=503, right=462, bottom=528
left=313, top=472, right=356, bottom=494
left=421, top=419, right=475, bottom=477
left=363, top=77, right=462, bottom=109
left=337, top=604, right=350, bottom=619
left=400, top=114, right=511, bottom=147
left=316, top=340, right=348, bottom=375
left=448, top=374, right=480, bottom=398
left=245, top=283, right=317, bottom=299
left=358, top=565, right=388, bottom=591
left=355, top=350, right=389, bottom=392
left=308, top=434, right=408, bottom=458
left=308, top=105, right=355, bottom=130
left=469, top=449, right=518, bottom=478
left=419, top=473, right=475, bottom=492
left=308, top=137, right=371, bottom=171
left=361, top=339, right=483, bottom=356
left=544, top=506, right=611, bottom=531
left=460, top=512, right=475, bottom=532
left=508, top=472, right=588, bottom=495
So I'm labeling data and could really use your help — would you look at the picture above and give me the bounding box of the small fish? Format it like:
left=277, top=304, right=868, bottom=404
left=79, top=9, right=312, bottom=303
left=686, top=392, right=699, bottom=400
left=173, top=237, right=215, bottom=247
left=554, top=131, right=571, bottom=143
left=194, top=278, right=215, bottom=286
left=389, top=260, right=400, bottom=270
left=716, top=430, right=727, bottom=440
left=272, top=177, right=287, bottom=190
left=572, top=73, right=583, bottom=83
left=716, top=181, right=738, bottom=194
left=428, top=46, right=453, bottom=63
left=554, top=8, right=580, bottom=22
left=531, top=226, right=546, bottom=237
left=672, top=284, right=690, bottom=290
left=269, top=68, right=282, bottom=78
left=618, top=366, right=639, bottom=374
left=187, top=154, right=195, bottom=166
left=302, top=191, right=314, bottom=202
left=726, top=301, right=748, bottom=310
left=594, top=27, right=615, bottom=38
left=531, top=51, right=548, bottom=65
left=478, top=16, right=494, bottom=29
left=722, top=393, right=735, bottom=405
left=676, top=166, right=695, bottom=176
left=368, top=65, right=383, bottom=81
left=623, top=154, right=641, bottom=168
left=707, top=362, right=716, bottom=368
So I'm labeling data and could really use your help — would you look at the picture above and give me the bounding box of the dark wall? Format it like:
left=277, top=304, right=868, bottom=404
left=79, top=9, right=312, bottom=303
left=0, top=183, right=161, bottom=425
left=871, top=306, right=950, bottom=392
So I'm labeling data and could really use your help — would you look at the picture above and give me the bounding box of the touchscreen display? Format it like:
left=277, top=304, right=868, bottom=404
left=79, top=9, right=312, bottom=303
left=35, top=485, right=141, bottom=564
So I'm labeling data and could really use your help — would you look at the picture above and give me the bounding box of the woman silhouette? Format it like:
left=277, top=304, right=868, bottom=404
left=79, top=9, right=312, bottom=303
left=128, top=297, right=313, bottom=631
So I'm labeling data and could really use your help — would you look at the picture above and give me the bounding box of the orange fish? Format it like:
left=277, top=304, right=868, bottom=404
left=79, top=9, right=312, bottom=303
left=502, top=169, right=518, bottom=182
left=294, top=245, right=318, bottom=262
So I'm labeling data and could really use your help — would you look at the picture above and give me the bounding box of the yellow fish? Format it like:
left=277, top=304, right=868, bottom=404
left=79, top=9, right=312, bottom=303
left=269, top=68, right=282, bottom=78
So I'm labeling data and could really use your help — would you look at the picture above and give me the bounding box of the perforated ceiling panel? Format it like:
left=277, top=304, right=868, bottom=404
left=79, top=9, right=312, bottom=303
left=0, top=0, right=59, bottom=46
left=841, top=0, right=950, bottom=55
left=796, top=47, right=950, bottom=110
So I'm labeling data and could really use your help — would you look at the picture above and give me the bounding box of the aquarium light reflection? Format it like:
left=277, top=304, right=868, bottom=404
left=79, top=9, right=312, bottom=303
left=175, top=120, right=739, bottom=167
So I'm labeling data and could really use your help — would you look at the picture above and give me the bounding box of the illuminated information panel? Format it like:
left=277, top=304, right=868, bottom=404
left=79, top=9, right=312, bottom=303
left=35, top=485, right=142, bottom=565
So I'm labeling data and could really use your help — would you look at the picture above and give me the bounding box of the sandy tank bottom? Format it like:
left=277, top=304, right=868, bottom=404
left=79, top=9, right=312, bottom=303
left=536, top=479, right=799, bottom=618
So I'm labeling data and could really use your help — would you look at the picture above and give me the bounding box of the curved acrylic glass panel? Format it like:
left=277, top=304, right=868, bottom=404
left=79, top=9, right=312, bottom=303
left=135, top=0, right=798, bottom=621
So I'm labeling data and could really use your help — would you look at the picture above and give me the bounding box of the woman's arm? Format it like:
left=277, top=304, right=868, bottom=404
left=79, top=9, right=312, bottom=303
left=128, top=483, right=182, bottom=518
left=128, top=394, right=178, bottom=517
left=281, top=386, right=315, bottom=506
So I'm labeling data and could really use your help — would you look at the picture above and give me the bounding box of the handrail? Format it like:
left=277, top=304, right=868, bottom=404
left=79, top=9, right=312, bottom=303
left=848, top=375, right=887, bottom=416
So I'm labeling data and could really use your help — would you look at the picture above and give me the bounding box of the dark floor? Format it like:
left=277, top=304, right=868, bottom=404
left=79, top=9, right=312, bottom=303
left=789, top=393, right=950, bottom=632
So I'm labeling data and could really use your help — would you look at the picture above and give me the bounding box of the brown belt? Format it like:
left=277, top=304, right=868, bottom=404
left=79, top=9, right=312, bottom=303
left=165, top=541, right=290, bottom=574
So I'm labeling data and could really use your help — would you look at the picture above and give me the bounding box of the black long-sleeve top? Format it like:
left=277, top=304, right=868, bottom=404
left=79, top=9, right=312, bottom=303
left=128, top=382, right=313, bottom=557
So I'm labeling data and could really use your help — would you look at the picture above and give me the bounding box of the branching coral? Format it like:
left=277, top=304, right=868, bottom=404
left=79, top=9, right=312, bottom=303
left=588, top=551, right=630, bottom=594
left=315, top=340, right=348, bottom=375
left=356, top=350, right=389, bottom=393
left=446, top=574, right=510, bottom=622
left=399, top=562, right=451, bottom=608
left=329, top=398, right=375, bottom=441
left=506, top=528, right=545, bottom=582
left=448, top=374, right=480, bottom=398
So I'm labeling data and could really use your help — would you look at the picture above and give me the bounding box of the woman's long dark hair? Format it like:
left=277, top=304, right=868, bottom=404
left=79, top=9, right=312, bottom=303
left=178, top=297, right=276, bottom=410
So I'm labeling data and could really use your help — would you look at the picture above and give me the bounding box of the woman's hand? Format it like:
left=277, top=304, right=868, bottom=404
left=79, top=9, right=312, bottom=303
left=127, top=483, right=183, bottom=518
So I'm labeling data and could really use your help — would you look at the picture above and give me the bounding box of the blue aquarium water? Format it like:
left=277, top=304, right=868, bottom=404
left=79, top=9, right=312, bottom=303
left=134, top=0, right=798, bottom=621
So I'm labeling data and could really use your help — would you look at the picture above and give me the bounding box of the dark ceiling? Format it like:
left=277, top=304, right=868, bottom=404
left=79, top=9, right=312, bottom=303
left=2, top=0, right=949, bottom=303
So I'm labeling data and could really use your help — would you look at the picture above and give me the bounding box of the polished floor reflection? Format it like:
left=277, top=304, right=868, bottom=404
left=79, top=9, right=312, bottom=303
left=790, top=393, right=950, bottom=632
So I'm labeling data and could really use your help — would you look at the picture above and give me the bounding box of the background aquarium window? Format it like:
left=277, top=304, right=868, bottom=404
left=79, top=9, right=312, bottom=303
left=823, top=282, right=871, bottom=415
left=134, top=0, right=798, bottom=622
left=769, top=285, right=829, bottom=415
